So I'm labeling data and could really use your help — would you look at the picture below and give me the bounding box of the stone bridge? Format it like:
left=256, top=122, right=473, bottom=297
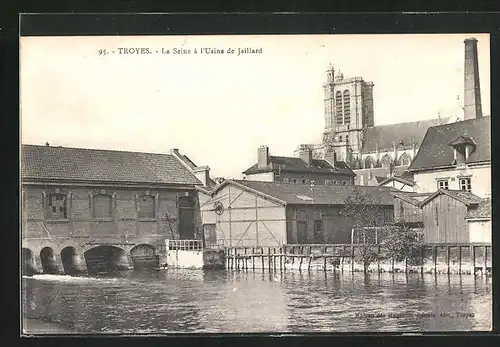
left=21, top=236, right=167, bottom=276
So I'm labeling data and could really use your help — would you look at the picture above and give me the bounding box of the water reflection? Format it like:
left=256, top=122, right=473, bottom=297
left=22, top=270, right=491, bottom=333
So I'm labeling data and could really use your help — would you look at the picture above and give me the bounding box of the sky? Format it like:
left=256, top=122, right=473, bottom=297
left=20, top=34, right=490, bottom=179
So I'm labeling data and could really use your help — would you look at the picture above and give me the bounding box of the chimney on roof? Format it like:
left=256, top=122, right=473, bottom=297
left=257, top=145, right=270, bottom=169
left=45, top=142, right=50, bottom=146
left=193, top=166, right=211, bottom=187
left=463, top=37, right=483, bottom=120
left=298, top=145, right=313, bottom=166
left=171, top=148, right=181, bottom=156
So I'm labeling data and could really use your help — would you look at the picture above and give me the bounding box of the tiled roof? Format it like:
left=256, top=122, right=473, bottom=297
left=379, top=176, right=415, bottom=187
left=243, top=156, right=355, bottom=176
left=225, top=180, right=396, bottom=206
left=419, top=189, right=483, bottom=208
left=362, top=118, right=447, bottom=152
left=408, top=117, right=491, bottom=172
left=466, top=198, right=491, bottom=219
left=353, top=167, right=388, bottom=185
left=21, top=144, right=202, bottom=185
left=392, top=192, right=432, bottom=206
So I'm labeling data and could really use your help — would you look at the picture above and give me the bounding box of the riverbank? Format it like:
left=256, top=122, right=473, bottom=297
left=22, top=318, right=77, bottom=335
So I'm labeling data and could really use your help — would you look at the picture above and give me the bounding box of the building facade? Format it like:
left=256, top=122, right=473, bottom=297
left=21, top=144, right=203, bottom=275
left=200, top=180, right=395, bottom=247
left=243, top=145, right=355, bottom=185
left=407, top=116, right=491, bottom=198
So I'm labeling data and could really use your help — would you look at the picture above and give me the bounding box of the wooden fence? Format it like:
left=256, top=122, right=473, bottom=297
left=223, top=243, right=492, bottom=275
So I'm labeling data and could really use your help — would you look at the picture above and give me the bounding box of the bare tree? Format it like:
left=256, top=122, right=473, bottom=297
left=342, top=187, right=387, bottom=272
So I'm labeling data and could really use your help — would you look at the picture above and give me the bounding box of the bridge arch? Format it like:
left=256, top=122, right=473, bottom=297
left=84, top=245, right=130, bottom=274
left=60, top=246, right=86, bottom=275
left=22, top=248, right=38, bottom=276
left=130, top=244, right=159, bottom=270
left=40, top=247, right=61, bottom=274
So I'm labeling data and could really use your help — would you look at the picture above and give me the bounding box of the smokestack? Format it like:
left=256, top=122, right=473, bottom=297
left=463, top=37, right=483, bottom=120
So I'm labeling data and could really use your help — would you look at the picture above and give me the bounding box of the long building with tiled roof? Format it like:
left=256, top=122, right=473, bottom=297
left=21, top=143, right=206, bottom=274
left=243, top=145, right=355, bottom=186
left=22, top=144, right=203, bottom=186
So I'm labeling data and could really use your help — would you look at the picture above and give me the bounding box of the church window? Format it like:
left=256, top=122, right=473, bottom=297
left=343, top=90, right=351, bottom=124
left=339, top=136, right=343, bottom=142
left=335, top=91, right=343, bottom=125
left=346, top=135, right=349, bottom=143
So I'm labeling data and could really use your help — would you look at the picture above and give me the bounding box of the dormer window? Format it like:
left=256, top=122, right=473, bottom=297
left=449, top=135, right=476, bottom=165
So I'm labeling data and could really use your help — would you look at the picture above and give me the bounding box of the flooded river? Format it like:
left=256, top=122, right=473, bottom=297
left=22, top=269, right=491, bottom=333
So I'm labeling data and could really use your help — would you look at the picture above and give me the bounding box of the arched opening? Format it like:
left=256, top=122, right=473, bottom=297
left=61, top=246, right=86, bottom=275
left=40, top=247, right=60, bottom=274
left=22, top=248, right=38, bottom=276
left=84, top=246, right=129, bottom=274
left=130, top=244, right=159, bottom=270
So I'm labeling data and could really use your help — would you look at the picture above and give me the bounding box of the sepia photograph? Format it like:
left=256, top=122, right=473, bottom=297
left=20, top=31, right=491, bottom=334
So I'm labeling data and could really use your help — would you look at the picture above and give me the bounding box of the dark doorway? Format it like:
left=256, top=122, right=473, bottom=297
left=130, top=244, right=159, bottom=270
left=61, top=247, right=85, bottom=275
left=40, top=247, right=60, bottom=274
left=297, top=221, right=308, bottom=244
left=84, top=246, right=129, bottom=274
left=178, top=196, right=196, bottom=240
left=22, top=248, right=38, bottom=276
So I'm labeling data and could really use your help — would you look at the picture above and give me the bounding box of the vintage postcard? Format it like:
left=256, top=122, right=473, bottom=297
left=20, top=31, right=491, bottom=334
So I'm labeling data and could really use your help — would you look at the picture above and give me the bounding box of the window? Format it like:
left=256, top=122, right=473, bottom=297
left=437, top=179, right=449, bottom=190
left=138, top=195, right=155, bottom=219
left=302, top=179, right=307, bottom=184
left=459, top=178, right=471, bottom=192
left=339, top=136, right=343, bottom=142
left=346, top=135, right=349, bottom=143
left=47, top=193, right=67, bottom=219
left=314, top=220, right=324, bottom=243
left=335, top=91, right=343, bottom=125
left=343, top=90, right=351, bottom=124
left=93, top=194, right=112, bottom=218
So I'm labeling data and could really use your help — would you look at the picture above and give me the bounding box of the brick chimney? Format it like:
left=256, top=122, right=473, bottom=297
left=298, top=145, right=313, bottom=166
left=193, top=166, right=211, bottom=187
left=463, top=37, right=483, bottom=120
left=257, top=146, right=270, bottom=169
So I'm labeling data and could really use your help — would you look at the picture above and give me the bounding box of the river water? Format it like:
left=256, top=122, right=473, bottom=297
left=21, top=269, right=491, bottom=333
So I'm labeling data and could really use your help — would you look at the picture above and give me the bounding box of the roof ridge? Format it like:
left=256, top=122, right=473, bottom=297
left=366, top=117, right=445, bottom=129
left=21, top=143, right=173, bottom=157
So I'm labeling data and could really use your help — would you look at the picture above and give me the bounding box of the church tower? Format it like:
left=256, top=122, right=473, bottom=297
left=322, top=64, right=375, bottom=163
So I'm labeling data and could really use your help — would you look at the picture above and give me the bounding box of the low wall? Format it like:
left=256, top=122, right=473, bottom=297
left=223, top=243, right=492, bottom=275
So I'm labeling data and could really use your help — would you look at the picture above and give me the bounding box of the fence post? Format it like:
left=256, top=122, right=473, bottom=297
left=252, top=247, right=255, bottom=271
left=458, top=246, right=462, bottom=274
left=446, top=246, right=450, bottom=275
left=268, top=247, right=272, bottom=272
left=433, top=245, right=437, bottom=274
left=323, top=246, right=327, bottom=271
left=484, top=245, right=488, bottom=273
left=261, top=247, right=264, bottom=271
